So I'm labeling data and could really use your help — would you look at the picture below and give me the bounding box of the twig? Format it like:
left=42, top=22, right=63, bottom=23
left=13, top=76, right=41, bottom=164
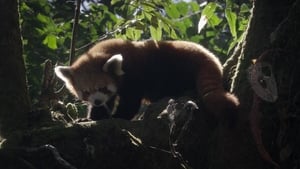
left=69, top=0, right=82, bottom=65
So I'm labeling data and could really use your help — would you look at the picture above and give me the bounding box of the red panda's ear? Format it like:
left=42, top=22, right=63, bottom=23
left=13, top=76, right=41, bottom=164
left=103, top=54, right=125, bottom=76
left=54, top=66, right=73, bottom=83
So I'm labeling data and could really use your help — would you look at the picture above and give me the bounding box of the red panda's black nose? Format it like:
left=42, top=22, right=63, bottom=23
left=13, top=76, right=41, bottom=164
left=94, top=99, right=102, bottom=106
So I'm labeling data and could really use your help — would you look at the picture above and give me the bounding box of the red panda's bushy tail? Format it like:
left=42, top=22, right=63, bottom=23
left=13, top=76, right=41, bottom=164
left=202, top=90, right=240, bottom=127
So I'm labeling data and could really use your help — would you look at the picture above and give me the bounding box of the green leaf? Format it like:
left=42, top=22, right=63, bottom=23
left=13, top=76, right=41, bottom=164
left=228, top=38, right=238, bottom=54
left=238, top=17, right=249, bottom=31
left=20, top=2, right=31, bottom=11
left=134, top=21, right=146, bottom=30
left=126, top=27, right=141, bottom=40
left=200, top=2, right=220, bottom=31
left=111, top=0, right=121, bottom=5
left=205, top=30, right=217, bottom=37
left=150, top=15, right=159, bottom=28
left=176, top=2, right=188, bottom=16
left=170, top=28, right=178, bottom=39
left=208, top=14, right=222, bottom=27
left=161, top=22, right=170, bottom=34
left=176, top=21, right=187, bottom=34
left=35, top=28, right=45, bottom=35
left=143, top=11, right=152, bottom=21
left=226, top=0, right=233, bottom=9
left=37, top=13, right=49, bottom=24
left=43, top=34, right=57, bottom=49
left=202, top=2, right=217, bottom=19
left=190, top=1, right=200, bottom=12
left=240, top=3, right=250, bottom=13
left=165, top=4, right=180, bottom=19
left=150, top=25, right=162, bottom=40
left=225, top=8, right=237, bottom=38
left=227, top=33, right=245, bottom=54
left=190, top=35, right=203, bottom=42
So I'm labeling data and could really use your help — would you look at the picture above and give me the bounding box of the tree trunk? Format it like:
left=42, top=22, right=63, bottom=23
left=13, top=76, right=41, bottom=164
left=223, top=0, right=300, bottom=169
left=0, top=0, right=30, bottom=138
left=231, top=0, right=294, bottom=112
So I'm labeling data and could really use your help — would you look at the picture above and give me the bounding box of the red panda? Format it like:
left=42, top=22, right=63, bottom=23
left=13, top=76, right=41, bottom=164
left=55, top=39, right=239, bottom=124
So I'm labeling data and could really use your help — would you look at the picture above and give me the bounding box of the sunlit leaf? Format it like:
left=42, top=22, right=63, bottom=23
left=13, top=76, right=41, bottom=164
left=225, top=8, right=237, bottom=38
left=35, top=28, right=45, bottom=35
left=202, top=2, right=217, bottom=19
left=111, top=0, right=121, bottom=5
left=126, top=27, right=142, bottom=40
left=43, top=34, right=57, bottom=49
left=20, top=2, right=31, bottom=11
left=170, top=28, right=178, bottom=39
left=161, top=22, right=170, bottom=34
left=150, top=25, right=162, bottom=40
left=176, top=22, right=187, bottom=34
left=183, top=18, right=193, bottom=27
left=200, top=2, right=220, bottom=30
left=37, top=13, right=49, bottom=24
left=198, top=15, right=208, bottom=34
left=226, top=0, right=233, bottom=9
left=190, top=1, right=200, bottom=12
left=208, top=14, right=222, bottom=27
left=205, top=30, right=217, bottom=37
left=165, top=4, right=180, bottom=18
left=240, top=3, right=250, bottom=13
left=227, top=33, right=244, bottom=54
left=176, top=2, right=188, bottom=16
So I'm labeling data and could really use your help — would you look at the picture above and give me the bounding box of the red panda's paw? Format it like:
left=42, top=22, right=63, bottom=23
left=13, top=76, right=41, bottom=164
left=203, top=91, right=240, bottom=128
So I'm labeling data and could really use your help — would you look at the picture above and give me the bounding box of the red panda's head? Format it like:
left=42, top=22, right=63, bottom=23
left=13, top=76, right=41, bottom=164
left=55, top=54, right=124, bottom=107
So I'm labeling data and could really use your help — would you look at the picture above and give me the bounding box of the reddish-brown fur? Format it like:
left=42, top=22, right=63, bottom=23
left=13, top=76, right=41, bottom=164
left=58, top=39, right=239, bottom=123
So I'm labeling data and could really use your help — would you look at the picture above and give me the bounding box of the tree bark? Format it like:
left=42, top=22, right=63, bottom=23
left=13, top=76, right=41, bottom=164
left=0, top=0, right=30, bottom=138
left=223, top=0, right=300, bottom=169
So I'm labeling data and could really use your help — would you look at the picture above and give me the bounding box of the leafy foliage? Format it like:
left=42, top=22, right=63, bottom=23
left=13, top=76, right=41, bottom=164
left=20, top=0, right=73, bottom=104
left=20, top=0, right=251, bottom=108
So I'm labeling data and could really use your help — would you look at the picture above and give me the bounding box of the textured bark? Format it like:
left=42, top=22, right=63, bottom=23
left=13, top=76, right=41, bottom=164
left=0, top=0, right=30, bottom=137
left=223, top=0, right=300, bottom=169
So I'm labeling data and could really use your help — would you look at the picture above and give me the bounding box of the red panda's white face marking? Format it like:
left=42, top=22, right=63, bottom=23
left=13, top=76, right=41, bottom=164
left=79, top=83, right=117, bottom=107
left=54, top=54, right=124, bottom=108
left=55, top=66, right=118, bottom=103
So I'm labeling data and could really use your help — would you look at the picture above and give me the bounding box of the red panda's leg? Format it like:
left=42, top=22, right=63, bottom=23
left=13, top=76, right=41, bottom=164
left=113, top=94, right=142, bottom=120
left=88, top=105, right=111, bottom=120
